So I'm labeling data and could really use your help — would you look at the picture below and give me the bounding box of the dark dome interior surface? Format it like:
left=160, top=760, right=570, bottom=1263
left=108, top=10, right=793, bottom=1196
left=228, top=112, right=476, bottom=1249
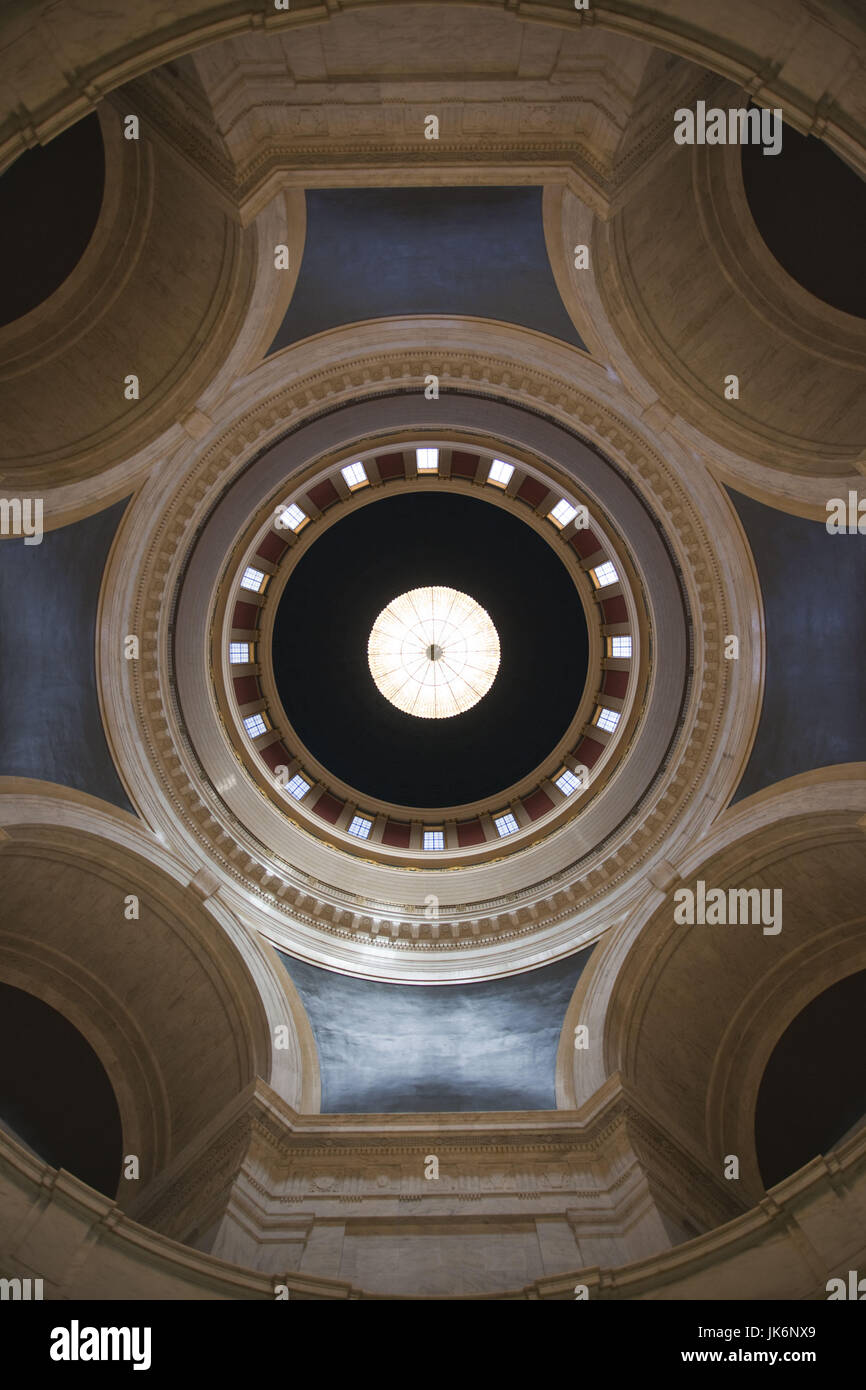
left=272, top=490, right=589, bottom=807
left=0, top=112, right=105, bottom=327
left=755, top=971, right=866, bottom=1189
left=741, top=116, right=866, bottom=318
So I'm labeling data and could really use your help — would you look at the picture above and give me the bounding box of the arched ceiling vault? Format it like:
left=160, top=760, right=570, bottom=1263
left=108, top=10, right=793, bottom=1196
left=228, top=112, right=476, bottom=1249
left=2, top=1, right=864, bottom=180
left=0, top=780, right=320, bottom=1161
left=559, top=765, right=866, bottom=1199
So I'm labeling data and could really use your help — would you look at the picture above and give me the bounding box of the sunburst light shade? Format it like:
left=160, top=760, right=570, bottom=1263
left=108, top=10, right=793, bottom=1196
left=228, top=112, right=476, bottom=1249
left=367, top=586, right=500, bottom=719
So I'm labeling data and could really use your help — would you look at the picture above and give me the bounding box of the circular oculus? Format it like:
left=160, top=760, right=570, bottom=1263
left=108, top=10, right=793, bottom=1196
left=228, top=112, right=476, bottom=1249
left=367, top=586, right=500, bottom=719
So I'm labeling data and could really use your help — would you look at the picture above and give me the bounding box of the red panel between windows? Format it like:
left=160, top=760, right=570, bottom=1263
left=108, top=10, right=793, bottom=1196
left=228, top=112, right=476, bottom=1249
left=232, top=675, right=262, bottom=706
left=602, top=595, right=629, bottom=625
left=314, top=792, right=344, bottom=824
left=256, top=531, right=289, bottom=565
left=522, top=788, right=555, bottom=820
left=382, top=820, right=412, bottom=848
left=376, top=452, right=406, bottom=480
left=568, top=528, right=602, bottom=559
left=260, top=741, right=292, bottom=773
left=603, top=669, right=629, bottom=700
left=456, top=819, right=486, bottom=847
left=576, top=736, right=606, bottom=768
left=516, top=476, right=549, bottom=508
left=307, top=479, right=340, bottom=512
left=450, top=451, right=479, bottom=478
left=232, top=600, right=261, bottom=630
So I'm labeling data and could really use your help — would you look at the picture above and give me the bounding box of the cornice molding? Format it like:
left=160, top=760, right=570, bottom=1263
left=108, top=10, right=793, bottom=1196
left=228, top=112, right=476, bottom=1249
left=98, top=320, right=761, bottom=980
left=5, top=1120, right=864, bottom=1299
left=2, top=1, right=864, bottom=183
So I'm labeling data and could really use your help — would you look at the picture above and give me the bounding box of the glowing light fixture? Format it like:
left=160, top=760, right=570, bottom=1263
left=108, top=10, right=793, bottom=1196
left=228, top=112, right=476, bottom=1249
left=368, top=586, right=500, bottom=719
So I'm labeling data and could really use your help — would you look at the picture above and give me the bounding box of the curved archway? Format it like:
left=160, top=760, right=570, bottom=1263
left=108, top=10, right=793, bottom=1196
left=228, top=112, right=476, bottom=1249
left=2, top=2, right=864, bottom=181
left=742, top=117, right=866, bottom=319
left=561, top=767, right=866, bottom=1207
left=0, top=113, right=104, bottom=326
left=755, top=970, right=866, bottom=1187
left=0, top=781, right=320, bottom=1204
left=0, top=982, right=122, bottom=1197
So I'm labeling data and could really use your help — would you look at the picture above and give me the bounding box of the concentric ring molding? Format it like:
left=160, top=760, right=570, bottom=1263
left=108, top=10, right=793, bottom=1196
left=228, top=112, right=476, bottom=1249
left=183, top=396, right=680, bottom=883
left=211, top=428, right=648, bottom=866
left=98, top=321, right=762, bottom=981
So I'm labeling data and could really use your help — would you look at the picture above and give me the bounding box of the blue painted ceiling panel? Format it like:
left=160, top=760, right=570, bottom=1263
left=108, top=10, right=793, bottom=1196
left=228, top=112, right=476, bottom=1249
left=268, top=186, right=587, bottom=353
left=729, top=488, right=866, bottom=802
left=279, top=948, right=591, bottom=1113
left=0, top=499, right=134, bottom=812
